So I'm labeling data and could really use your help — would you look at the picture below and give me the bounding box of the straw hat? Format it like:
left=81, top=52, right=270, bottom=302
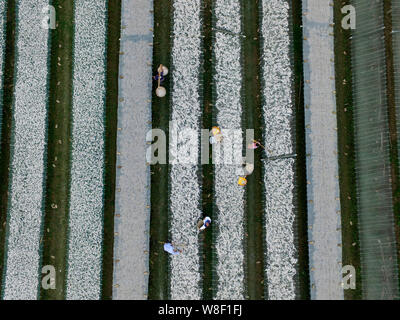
left=156, top=86, right=166, bottom=97
left=211, top=126, right=221, bottom=136
left=162, top=65, right=169, bottom=75
left=238, top=176, right=247, bottom=186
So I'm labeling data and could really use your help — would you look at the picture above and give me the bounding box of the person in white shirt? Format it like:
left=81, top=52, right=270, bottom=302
left=198, top=216, right=211, bottom=231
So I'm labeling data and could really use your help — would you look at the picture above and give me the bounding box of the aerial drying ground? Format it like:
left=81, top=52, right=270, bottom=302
left=148, top=0, right=308, bottom=300
left=0, top=0, right=399, bottom=300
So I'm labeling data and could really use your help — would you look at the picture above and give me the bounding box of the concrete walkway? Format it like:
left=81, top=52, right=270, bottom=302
left=112, top=0, right=153, bottom=300
left=302, top=0, right=344, bottom=300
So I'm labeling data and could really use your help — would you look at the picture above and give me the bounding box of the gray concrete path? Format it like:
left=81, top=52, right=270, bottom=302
left=112, top=0, right=153, bottom=300
left=302, top=0, right=344, bottom=300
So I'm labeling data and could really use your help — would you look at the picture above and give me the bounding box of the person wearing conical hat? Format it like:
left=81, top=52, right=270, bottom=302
left=158, top=64, right=168, bottom=75
left=238, top=176, right=247, bottom=186
left=210, top=126, right=223, bottom=144
left=153, top=64, right=166, bottom=83
left=248, top=142, right=258, bottom=149
left=247, top=140, right=264, bottom=149
left=211, top=126, right=220, bottom=136
left=154, top=64, right=168, bottom=98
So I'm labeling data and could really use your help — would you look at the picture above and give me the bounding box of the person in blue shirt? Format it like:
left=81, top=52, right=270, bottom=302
left=153, top=72, right=165, bottom=83
left=198, top=216, right=211, bottom=231
left=153, top=64, right=166, bottom=83
left=163, top=242, right=182, bottom=255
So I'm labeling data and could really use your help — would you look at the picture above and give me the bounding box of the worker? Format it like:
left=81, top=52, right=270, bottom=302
left=159, top=64, right=169, bottom=75
left=153, top=64, right=167, bottom=83
left=211, top=126, right=220, bottom=136
left=248, top=142, right=258, bottom=149
left=210, top=126, right=223, bottom=144
left=248, top=140, right=263, bottom=149
left=153, top=71, right=165, bottom=83
left=163, top=242, right=182, bottom=255
left=238, top=176, right=247, bottom=186
left=198, top=216, right=212, bottom=231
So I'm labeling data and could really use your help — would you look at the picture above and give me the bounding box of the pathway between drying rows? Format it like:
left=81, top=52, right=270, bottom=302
left=112, top=0, right=153, bottom=299
left=302, top=0, right=344, bottom=300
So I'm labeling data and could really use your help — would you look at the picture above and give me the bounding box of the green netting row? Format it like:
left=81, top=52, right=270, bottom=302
left=393, top=1, right=400, bottom=173
left=351, top=0, right=399, bottom=300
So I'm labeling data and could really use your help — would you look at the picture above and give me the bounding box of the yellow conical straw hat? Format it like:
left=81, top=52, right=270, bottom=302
left=238, top=176, right=247, bottom=186
left=211, top=126, right=221, bottom=136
